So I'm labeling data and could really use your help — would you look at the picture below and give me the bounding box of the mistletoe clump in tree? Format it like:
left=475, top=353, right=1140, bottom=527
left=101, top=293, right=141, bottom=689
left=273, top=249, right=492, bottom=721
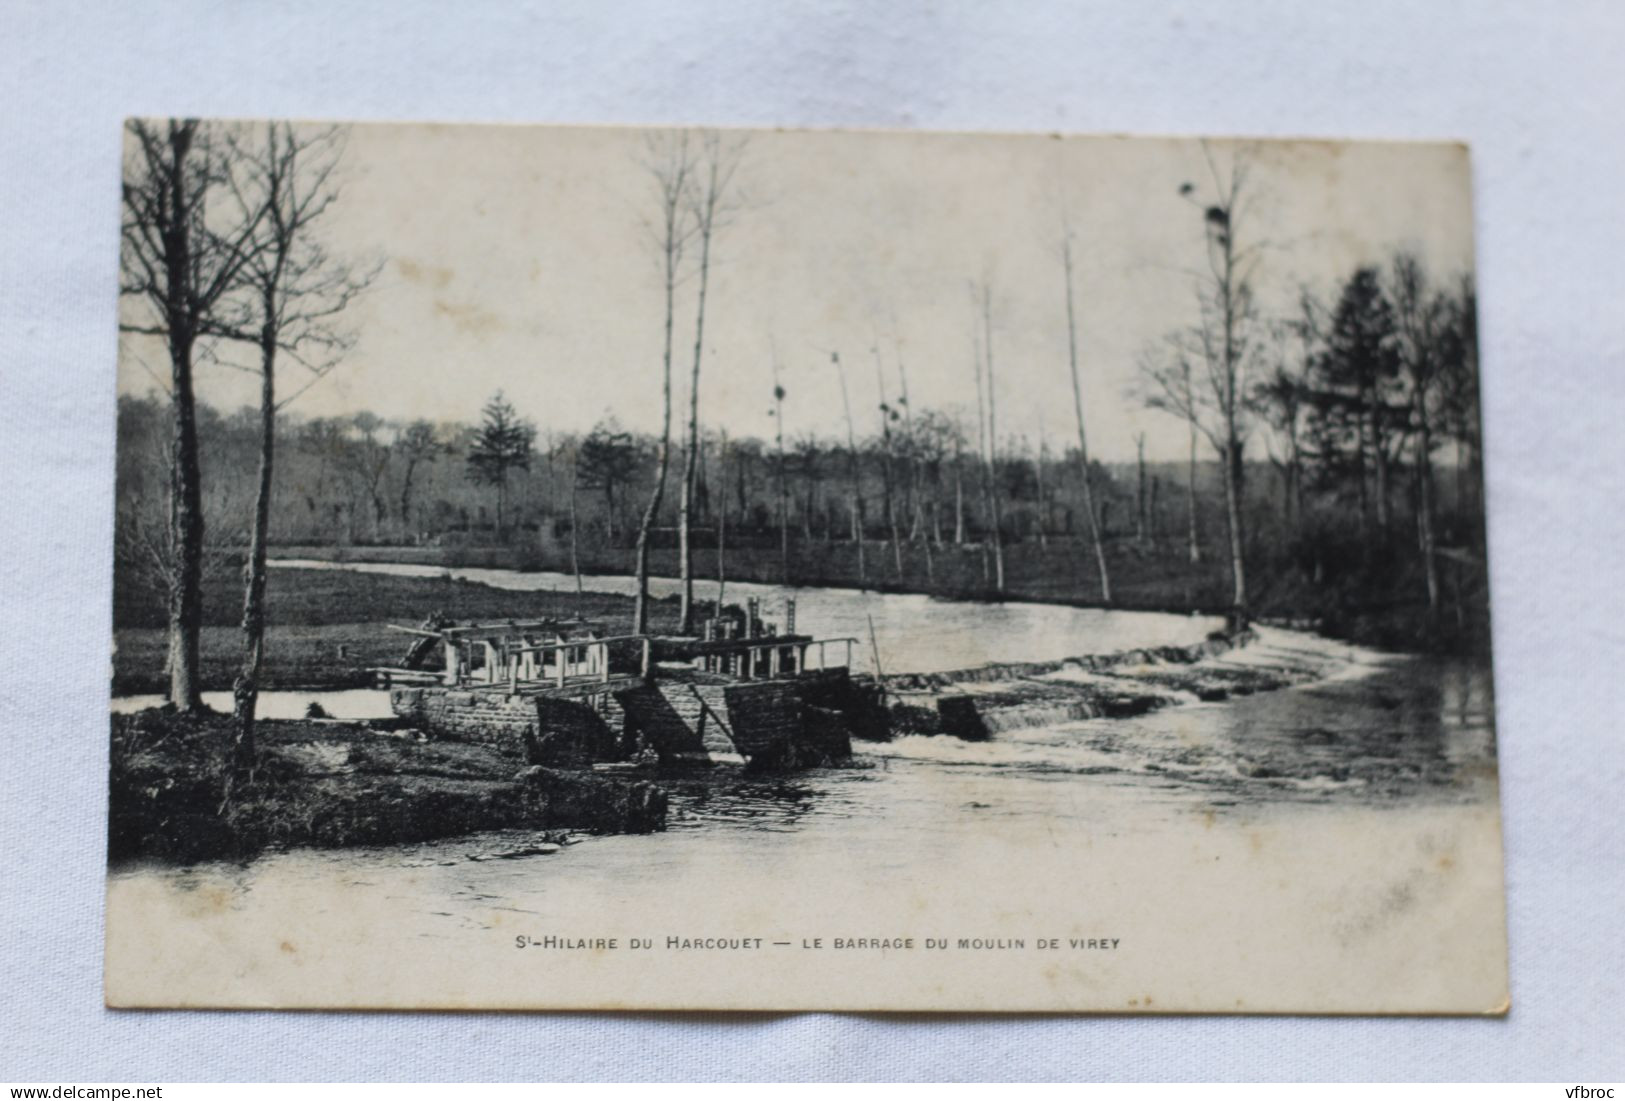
left=466, top=391, right=535, bottom=540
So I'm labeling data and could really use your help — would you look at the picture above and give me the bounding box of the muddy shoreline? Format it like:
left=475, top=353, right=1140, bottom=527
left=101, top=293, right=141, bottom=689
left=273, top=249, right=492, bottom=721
left=108, top=710, right=669, bottom=865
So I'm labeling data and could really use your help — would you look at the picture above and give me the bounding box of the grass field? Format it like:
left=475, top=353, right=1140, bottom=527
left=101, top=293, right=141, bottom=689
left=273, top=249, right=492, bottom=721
left=112, top=566, right=692, bottom=695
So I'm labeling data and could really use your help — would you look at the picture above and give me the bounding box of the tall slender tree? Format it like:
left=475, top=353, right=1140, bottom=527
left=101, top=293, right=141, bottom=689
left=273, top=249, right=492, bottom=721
left=1390, top=251, right=1446, bottom=621
left=633, top=133, right=695, bottom=635
left=831, top=351, right=866, bottom=588
left=209, top=121, right=376, bottom=768
left=770, top=350, right=791, bottom=586
left=1177, top=144, right=1261, bottom=626
left=975, top=280, right=1006, bottom=591
left=1182, top=355, right=1202, bottom=564
left=715, top=427, right=729, bottom=612
left=1059, top=213, right=1112, bottom=601
left=678, top=132, right=746, bottom=633
left=872, top=343, right=904, bottom=581
left=972, top=335, right=994, bottom=586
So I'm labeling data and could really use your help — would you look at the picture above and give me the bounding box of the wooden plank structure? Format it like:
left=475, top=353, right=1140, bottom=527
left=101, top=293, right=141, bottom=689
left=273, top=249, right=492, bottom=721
left=661, top=597, right=856, bottom=681
left=376, top=597, right=868, bottom=768
left=373, top=618, right=649, bottom=693
left=375, top=616, right=854, bottom=694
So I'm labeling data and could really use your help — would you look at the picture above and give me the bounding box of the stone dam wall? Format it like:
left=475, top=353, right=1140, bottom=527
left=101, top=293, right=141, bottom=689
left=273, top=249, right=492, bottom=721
left=389, top=686, right=623, bottom=765
left=390, top=667, right=861, bottom=768
left=872, top=629, right=1315, bottom=741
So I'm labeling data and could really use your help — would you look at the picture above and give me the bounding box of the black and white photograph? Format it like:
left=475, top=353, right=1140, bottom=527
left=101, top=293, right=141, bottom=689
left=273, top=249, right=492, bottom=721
left=103, top=119, right=1508, bottom=1013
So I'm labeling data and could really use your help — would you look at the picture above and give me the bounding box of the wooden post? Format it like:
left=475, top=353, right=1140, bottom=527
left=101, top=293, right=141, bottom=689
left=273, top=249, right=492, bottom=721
left=769, top=646, right=781, bottom=678
left=599, top=641, right=610, bottom=684
left=508, top=644, right=518, bottom=693
left=556, top=644, right=567, bottom=688
left=443, top=640, right=459, bottom=686
left=748, top=644, right=758, bottom=680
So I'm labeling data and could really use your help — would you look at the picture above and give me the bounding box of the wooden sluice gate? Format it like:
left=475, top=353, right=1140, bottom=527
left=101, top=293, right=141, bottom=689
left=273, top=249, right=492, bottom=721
left=375, top=597, right=882, bottom=770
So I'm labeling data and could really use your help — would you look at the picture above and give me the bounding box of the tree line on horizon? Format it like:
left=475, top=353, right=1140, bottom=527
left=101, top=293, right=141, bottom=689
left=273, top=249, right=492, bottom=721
left=118, top=234, right=1485, bottom=635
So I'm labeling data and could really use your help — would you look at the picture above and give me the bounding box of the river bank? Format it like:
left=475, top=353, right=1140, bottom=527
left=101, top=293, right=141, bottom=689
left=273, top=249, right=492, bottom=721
left=109, top=709, right=667, bottom=863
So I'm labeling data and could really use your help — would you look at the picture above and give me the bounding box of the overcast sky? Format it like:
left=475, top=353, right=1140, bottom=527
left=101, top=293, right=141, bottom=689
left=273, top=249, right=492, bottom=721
left=118, top=122, right=1474, bottom=463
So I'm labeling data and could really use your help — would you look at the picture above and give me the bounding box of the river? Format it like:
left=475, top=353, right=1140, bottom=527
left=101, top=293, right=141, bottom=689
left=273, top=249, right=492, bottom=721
left=106, top=562, right=1506, bottom=1012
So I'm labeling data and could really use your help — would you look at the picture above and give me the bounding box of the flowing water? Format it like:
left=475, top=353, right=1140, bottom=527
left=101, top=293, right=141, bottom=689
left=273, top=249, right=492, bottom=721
left=107, top=565, right=1502, bottom=1010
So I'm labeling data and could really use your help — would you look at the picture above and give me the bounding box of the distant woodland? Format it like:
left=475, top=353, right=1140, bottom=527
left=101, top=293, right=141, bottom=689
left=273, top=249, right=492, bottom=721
left=118, top=246, right=1487, bottom=651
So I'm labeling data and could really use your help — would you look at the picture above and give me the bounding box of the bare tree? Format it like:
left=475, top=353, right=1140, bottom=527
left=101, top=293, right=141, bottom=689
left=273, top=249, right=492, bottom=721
left=397, top=419, right=443, bottom=535
left=1059, top=214, right=1112, bottom=600
left=340, top=412, right=394, bottom=540
left=973, top=280, right=1006, bottom=591
left=209, top=121, right=375, bottom=765
left=895, top=349, right=935, bottom=581
left=715, top=427, right=729, bottom=611
left=769, top=350, right=791, bottom=586
left=568, top=441, right=584, bottom=603
left=871, top=342, right=905, bottom=582
left=678, top=132, right=747, bottom=633
left=120, top=118, right=266, bottom=711
left=1173, top=144, right=1262, bottom=626
left=1143, top=351, right=1206, bottom=565
left=633, top=132, right=696, bottom=635
left=971, top=335, right=993, bottom=585
left=831, top=351, right=867, bottom=588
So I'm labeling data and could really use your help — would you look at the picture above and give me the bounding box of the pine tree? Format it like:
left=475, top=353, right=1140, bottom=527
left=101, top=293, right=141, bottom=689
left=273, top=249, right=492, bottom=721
left=466, top=391, right=534, bottom=539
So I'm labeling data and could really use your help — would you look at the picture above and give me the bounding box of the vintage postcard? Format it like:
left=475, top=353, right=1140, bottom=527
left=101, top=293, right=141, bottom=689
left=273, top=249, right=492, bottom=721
left=107, top=119, right=1506, bottom=1013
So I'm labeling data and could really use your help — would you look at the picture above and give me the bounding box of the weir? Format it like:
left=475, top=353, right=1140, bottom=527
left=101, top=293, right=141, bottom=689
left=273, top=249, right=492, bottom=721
left=375, top=602, right=876, bottom=769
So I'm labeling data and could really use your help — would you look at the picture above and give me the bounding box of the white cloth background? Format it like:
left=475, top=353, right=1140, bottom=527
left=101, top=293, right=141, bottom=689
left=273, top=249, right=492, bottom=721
left=1, top=0, right=1621, bottom=1082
